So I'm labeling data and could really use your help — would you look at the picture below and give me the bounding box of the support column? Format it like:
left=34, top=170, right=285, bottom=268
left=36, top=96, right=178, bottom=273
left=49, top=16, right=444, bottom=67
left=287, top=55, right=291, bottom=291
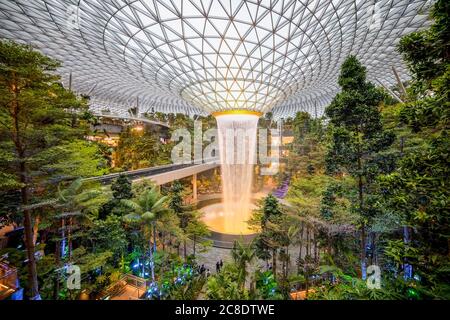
left=192, top=173, right=198, bottom=202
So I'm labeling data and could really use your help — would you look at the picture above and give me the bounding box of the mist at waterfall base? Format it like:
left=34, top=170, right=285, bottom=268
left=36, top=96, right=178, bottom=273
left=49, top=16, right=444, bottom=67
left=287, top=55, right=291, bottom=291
left=201, top=114, right=259, bottom=235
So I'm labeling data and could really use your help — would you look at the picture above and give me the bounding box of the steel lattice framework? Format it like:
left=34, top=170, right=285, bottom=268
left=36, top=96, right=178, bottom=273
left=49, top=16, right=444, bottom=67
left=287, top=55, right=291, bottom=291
left=0, top=0, right=432, bottom=118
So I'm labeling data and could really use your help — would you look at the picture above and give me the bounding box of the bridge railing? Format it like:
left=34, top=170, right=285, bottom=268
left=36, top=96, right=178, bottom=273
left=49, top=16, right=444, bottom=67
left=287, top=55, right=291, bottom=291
left=0, top=262, right=18, bottom=300
left=84, top=157, right=219, bottom=184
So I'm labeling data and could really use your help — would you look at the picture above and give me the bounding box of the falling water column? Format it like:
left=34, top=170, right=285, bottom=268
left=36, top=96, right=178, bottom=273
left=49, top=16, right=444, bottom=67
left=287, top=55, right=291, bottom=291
left=214, top=111, right=261, bottom=235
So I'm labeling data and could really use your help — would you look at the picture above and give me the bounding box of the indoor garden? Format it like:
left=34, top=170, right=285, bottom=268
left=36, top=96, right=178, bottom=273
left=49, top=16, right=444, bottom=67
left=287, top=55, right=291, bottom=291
left=0, top=0, right=448, bottom=304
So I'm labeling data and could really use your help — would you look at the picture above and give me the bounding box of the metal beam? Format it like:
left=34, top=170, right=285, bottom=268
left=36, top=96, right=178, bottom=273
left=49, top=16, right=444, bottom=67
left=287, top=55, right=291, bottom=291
left=376, top=79, right=404, bottom=103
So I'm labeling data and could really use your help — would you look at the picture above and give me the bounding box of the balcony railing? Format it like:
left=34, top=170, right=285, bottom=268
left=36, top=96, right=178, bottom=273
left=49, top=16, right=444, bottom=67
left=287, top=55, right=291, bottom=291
left=0, top=262, right=18, bottom=300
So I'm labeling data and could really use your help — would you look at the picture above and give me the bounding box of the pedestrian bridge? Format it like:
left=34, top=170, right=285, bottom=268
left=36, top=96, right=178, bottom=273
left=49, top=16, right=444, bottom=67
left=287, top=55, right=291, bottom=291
left=84, top=158, right=220, bottom=186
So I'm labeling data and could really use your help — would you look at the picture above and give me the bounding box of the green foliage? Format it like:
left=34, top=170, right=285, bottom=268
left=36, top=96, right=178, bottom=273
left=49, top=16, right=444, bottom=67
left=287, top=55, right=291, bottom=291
left=0, top=41, right=113, bottom=298
left=38, top=140, right=109, bottom=180
left=287, top=111, right=325, bottom=175
left=56, top=178, right=107, bottom=218
left=376, top=0, right=449, bottom=298
left=115, top=126, right=171, bottom=170
left=206, top=263, right=250, bottom=300
left=324, top=55, right=396, bottom=276
left=169, top=181, right=186, bottom=216
left=310, top=273, right=402, bottom=300
left=0, top=40, right=91, bottom=193
left=261, top=194, right=282, bottom=224
left=231, top=240, right=255, bottom=288
left=185, top=212, right=212, bottom=255
left=397, top=0, right=449, bottom=96
left=169, top=276, right=206, bottom=300
left=122, top=186, right=169, bottom=224
left=87, top=215, right=128, bottom=260
left=254, top=270, right=282, bottom=299
left=111, top=174, right=133, bottom=200
left=168, top=181, right=200, bottom=259
left=325, top=56, right=395, bottom=178
left=98, top=174, right=133, bottom=219
left=71, top=247, right=113, bottom=274
left=320, top=181, right=353, bottom=222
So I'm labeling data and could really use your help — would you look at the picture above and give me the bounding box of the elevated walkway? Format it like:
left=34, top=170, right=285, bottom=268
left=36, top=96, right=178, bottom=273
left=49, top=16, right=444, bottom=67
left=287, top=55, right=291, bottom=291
left=0, top=262, right=20, bottom=300
left=84, top=158, right=219, bottom=186
left=98, top=274, right=147, bottom=300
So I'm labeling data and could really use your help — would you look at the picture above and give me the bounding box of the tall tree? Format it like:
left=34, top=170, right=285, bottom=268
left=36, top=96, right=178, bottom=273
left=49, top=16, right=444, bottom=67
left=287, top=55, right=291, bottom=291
left=169, top=181, right=195, bottom=260
left=231, top=240, right=255, bottom=290
left=288, top=111, right=325, bottom=175
left=252, top=194, right=286, bottom=279
left=379, top=0, right=449, bottom=297
left=54, top=179, right=106, bottom=260
left=0, top=41, right=89, bottom=298
left=185, top=211, right=211, bottom=258
left=122, top=186, right=169, bottom=281
left=324, top=56, right=395, bottom=278
left=98, top=174, right=133, bottom=219
left=115, top=126, right=171, bottom=170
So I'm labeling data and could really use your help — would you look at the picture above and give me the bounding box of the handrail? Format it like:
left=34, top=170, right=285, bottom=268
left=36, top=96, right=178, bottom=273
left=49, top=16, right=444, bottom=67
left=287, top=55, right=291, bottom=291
left=0, top=262, right=18, bottom=300
left=83, top=157, right=219, bottom=184
left=94, top=113, right=171, bottom=128
left=98, top=273, right=146, bottom=300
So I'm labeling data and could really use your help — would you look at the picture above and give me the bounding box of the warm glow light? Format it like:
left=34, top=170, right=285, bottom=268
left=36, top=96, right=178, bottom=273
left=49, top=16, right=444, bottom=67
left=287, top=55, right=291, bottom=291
left=132, top=125, right=144, bottom=132
left=209, top=112, right=260, bottom=235
left=212, top=110, right=263, bottom=118
left=201, top=203, right=256, bottom=235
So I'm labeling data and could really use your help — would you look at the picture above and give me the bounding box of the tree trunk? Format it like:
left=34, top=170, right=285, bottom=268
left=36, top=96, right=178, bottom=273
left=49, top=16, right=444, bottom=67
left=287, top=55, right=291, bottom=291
left=297, top=222, right=304, bottom=273
left=306, top=226, right=310, bottom=257
left=23, top=206, right=40, bottom=299
left=61, top=218, right=66, bottom=258
left=183, top=239, right=187, bottom=261
left=11, top=83, right=40, bottom=299
left=403, top=226, right=413, bottom=279
left=358, top=172, right=366, bottom=279
left=272, top=249, right=277, bottom=279
left=149, top=239, right=155, bottom=281
left=193, top=236, right=196, bottom=257
left=32, top=214, right=40, bottom=246
left=68, top=217, right=72, bottom=259
left=55, top=237, right=61, bottom=265
left=360, top=227, right=366, bottom=279
left=19, top=150, right=39, bottom=299
left=53, top=275, right=59, bottom=300
left=327, top=231, right=332, bottom=256
left=355, top=130, right=367, bottom=279
left=285, top=246, right=290, bottom=279
left=152, top=223, right=157, bottom=253
left=314, top=233, right=318, bottom=263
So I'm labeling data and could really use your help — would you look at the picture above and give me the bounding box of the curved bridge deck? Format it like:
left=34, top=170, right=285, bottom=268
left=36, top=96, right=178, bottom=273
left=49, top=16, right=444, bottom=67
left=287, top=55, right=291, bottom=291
left=84, top=158, right=219, bottom=185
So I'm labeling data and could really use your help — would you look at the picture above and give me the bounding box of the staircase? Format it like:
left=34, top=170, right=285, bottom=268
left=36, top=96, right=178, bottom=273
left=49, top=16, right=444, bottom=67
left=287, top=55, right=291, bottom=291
left=272, top=176, right=291, bottom=199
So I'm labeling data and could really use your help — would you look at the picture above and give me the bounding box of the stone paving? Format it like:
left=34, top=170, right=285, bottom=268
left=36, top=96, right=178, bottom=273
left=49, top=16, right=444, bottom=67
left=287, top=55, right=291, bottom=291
left=187, top=240, right=317, bottom=277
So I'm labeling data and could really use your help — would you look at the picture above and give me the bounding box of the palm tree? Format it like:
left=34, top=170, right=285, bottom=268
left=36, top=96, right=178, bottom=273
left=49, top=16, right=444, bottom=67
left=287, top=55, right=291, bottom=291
left=185, top=211, right=211, bottom=258
left=122, top=186, right=169, bottom=281
left=231, top=239, right=255, bottom=289
left=55, top=179, right=106, bottom=260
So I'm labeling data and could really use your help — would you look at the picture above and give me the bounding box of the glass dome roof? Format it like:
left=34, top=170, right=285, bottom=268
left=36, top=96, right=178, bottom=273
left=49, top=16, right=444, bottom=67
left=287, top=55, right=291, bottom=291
left=0, top=0, right=432, bottom=118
